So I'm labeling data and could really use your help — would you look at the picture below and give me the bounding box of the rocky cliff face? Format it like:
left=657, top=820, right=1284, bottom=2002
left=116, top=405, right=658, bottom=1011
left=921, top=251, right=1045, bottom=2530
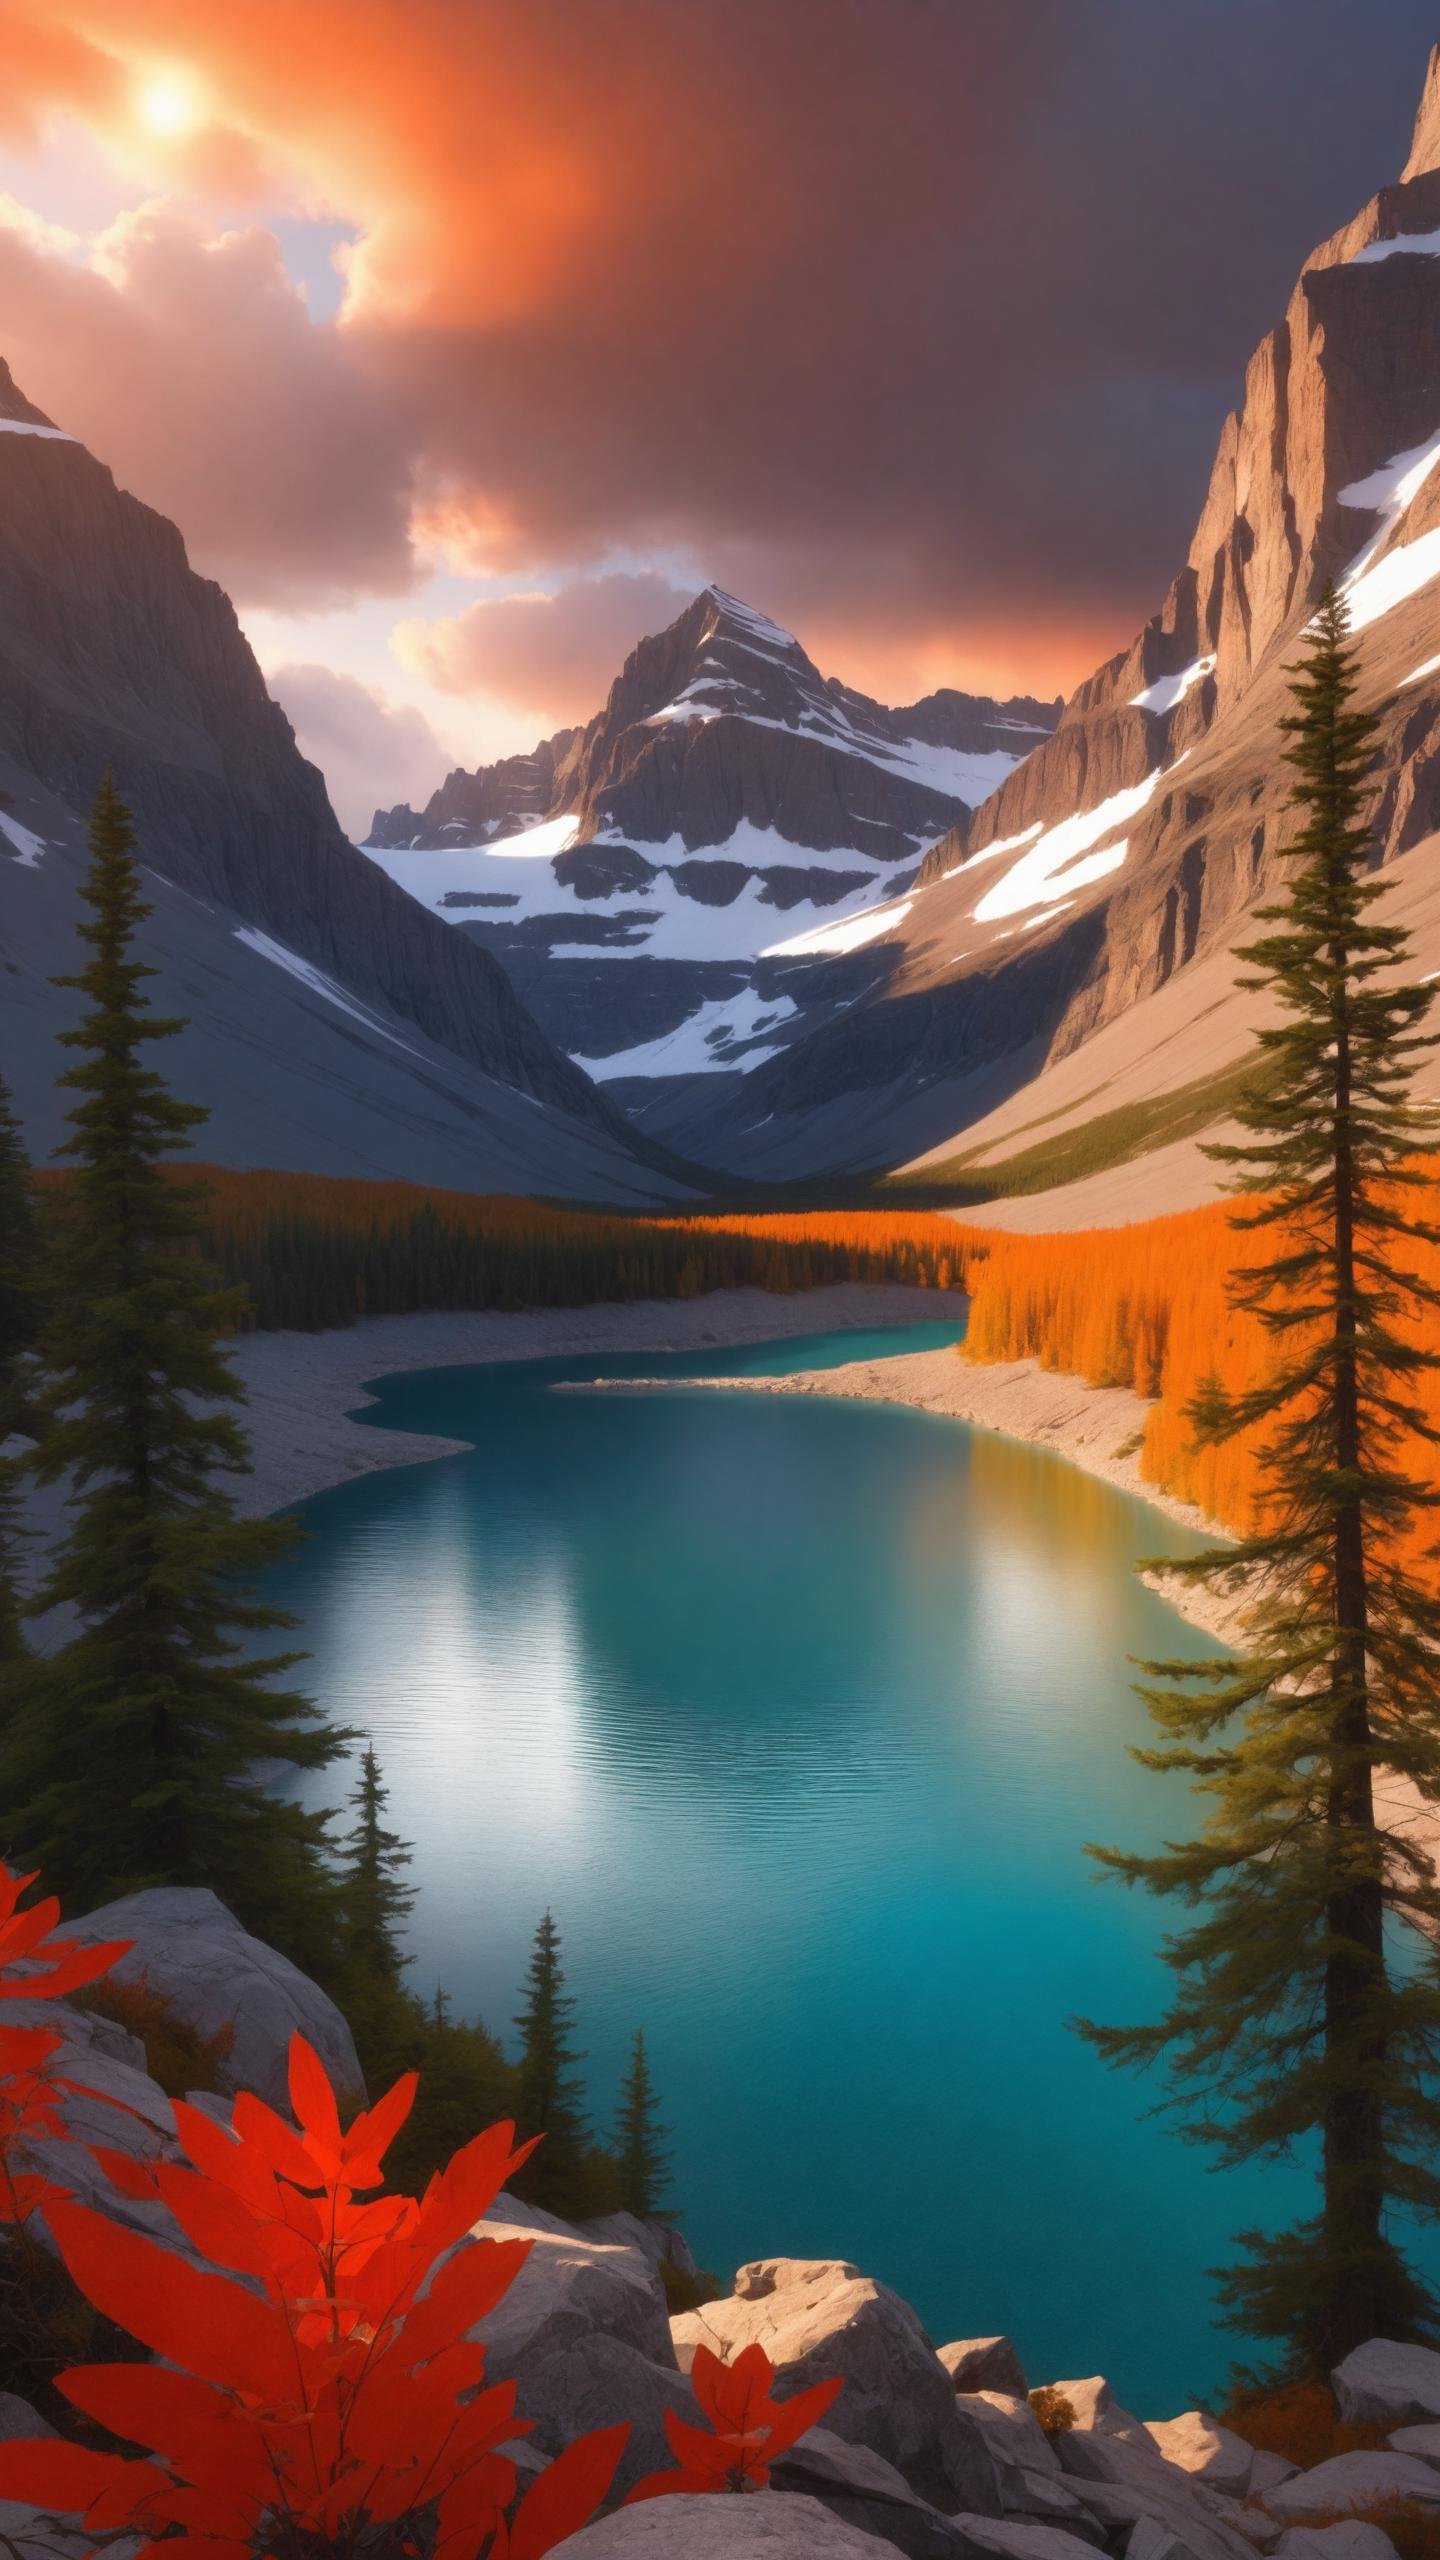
left=367, top=725, right=580, bottom=851
left=657, top=49, right=1440, bottom=1181
left=0, top=361, right=679, bottom=1200
left=365, top=588, right=1058, bottom=1097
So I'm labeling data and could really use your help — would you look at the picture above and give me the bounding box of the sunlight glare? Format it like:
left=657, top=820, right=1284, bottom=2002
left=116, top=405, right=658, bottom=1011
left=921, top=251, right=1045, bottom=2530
left=137, top=74, right=199, bottom=138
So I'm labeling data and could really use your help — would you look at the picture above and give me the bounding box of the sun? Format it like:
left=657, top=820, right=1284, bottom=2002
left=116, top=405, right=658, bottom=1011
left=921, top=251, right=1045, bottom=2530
left=137, top=73, right=200, bottom=138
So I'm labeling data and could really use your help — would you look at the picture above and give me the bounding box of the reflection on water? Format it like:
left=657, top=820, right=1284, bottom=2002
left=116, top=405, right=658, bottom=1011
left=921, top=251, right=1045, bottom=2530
left=254, top=1325, right=1322, bottom=2410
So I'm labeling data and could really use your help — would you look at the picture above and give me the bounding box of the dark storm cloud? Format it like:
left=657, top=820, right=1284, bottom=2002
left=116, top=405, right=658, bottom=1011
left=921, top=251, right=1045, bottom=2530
left=6, top=0, right=1437, bottom=695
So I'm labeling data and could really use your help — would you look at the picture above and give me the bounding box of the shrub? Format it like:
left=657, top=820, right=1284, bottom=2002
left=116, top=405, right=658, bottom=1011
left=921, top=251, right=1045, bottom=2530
left=1030, top=2387, right=1078, bottom=2437
left=626, top=2341, right=842, bottom=2499
left=1223, top=2378, right=1389, bottom=2467
left=73, top=1972, right=234, bottom=2098
left=0, top=1865, right=842, bottom=2543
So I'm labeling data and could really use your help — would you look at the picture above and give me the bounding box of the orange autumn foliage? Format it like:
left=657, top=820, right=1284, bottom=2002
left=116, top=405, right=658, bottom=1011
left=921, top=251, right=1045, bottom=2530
left=30, top=1165, right=969, bottom=1330
left=949, top=1167, right=1440, bottom=1584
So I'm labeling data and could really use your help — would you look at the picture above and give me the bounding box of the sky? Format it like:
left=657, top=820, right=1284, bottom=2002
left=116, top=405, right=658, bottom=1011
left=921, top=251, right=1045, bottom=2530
left=1, top=0, right=1435, bottom=835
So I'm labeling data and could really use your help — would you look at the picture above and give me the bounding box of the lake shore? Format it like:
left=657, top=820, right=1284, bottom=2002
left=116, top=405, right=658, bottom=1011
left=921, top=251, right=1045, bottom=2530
left=225, top=1284, right=960, bottom=1519
left=578, top=1342, right=1437, bottom=1874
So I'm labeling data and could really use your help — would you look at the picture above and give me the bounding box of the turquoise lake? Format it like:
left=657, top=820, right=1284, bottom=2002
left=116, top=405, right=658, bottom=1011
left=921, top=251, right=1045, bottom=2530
left=256, top=1321, right=1323, bottom=2415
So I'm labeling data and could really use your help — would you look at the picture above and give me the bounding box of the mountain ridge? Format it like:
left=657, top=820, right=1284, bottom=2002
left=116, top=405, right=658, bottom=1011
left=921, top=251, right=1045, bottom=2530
left=364, top=584, right=1060, bottom=1092
left=641, top=46, right=1440, bottom=1183
left=0, top=358, right=686, bottom=1201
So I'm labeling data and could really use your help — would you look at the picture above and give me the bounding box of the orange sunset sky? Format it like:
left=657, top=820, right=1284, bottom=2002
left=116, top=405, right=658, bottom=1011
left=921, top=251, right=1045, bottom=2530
left=0, top=0, right=1432, bottom=830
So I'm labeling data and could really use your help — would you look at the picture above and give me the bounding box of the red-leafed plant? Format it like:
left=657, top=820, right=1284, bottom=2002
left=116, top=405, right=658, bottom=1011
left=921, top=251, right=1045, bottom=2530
left=0, top=2030, right=628, bottom=2560
left=0, top=1864, right=132, bottom=2227
left=627, top=2340, right=843, bottom=2498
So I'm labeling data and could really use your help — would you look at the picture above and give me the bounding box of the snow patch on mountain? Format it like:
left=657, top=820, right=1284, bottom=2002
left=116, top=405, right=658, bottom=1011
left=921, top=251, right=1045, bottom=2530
left=0, top=418, right=73, bottom=443
left=1349, top=224, right=1440, bottom=264
left=576, top=984, right=799, bottom=1079
left=0, top=812, right=45, bottom=865
left=1340, top=426, right=1440, bottom=629
left=763, top=895, right=916, bottom=957
left=973, top=759, right=1183, bottom=924
left=1129, top=655, right=1216, bottom=714
left=234, top=927, right=425, bottom=1057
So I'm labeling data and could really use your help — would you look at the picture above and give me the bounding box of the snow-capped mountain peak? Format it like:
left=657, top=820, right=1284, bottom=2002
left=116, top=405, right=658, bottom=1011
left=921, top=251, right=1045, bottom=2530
left=364, top=587, right=1061, bottom=1094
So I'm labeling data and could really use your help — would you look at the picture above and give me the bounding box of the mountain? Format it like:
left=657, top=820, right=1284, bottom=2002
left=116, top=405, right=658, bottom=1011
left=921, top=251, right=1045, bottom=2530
left=364, top=587, right=1059, bottom=1099
left=0, top=361, right=681, bottom=1202
left=639, top=48, right=1440, bottom=1188
left=371, top=726, right=580, bottom=852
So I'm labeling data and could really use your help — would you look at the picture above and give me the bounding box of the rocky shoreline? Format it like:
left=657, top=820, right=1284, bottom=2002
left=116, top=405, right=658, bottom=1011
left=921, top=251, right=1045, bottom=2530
left=14, top=1885, right=1440, bottom=2560
left=223, top=1285, right=960, bottom=1520
left=570, top=1347, right=1439, bottom=1877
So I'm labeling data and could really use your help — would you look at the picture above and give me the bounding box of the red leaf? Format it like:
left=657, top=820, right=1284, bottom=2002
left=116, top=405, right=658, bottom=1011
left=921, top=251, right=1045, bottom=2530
left=229, top=2089, right=323, bottom=2190
left=341, top=2070, right=418, bottom=2182
left=418, top=2120, right=536, bottom=2255
left=287, top=2034, right=342, bottom=2157
left=398, top=2236, right=533, bottom=2371
left=0, top=2439, right=148, bottom=2513
left=753, top=2372, right=844, bottom=2460
left=57, top=2366, right=263, bottom=2494
left=46, top=2202, right=287, bottom=2399
left=86, top=2146, right=160, bottom=2202
left=691, top=2340, right=772, bottom=2435
left=505, top=2425, right=629, bottom=2560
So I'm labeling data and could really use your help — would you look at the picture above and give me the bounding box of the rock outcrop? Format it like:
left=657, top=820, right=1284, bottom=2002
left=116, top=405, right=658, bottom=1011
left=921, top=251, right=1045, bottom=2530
left=672, top=2256, right=1002, bottom=2515
left=365, top=586, right=1059, bottom=1097
left=9, top=1898, right=1440, bottom=2560
left=56, top=1884, right=362, bottom=2109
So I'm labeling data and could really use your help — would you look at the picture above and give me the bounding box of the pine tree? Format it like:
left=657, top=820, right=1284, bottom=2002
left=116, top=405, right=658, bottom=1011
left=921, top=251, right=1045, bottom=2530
left=512, top=1911, right=603, bottom=2216
left=6, top=777, right=350, bottom=1965
left=0, top=1071, right=40, bottom=1662
left=335, top=1746, right=415, bottom=2003
left=614, top=2029, right=671, bottom=2223
left=1082, top=585, right=1440, bottom=2374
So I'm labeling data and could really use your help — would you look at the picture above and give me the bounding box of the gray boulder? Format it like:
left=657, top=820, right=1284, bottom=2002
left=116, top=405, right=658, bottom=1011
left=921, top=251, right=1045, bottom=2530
left=1047, top=2379, right=1151, bottom=2443
left=583, top=2210, right=698, bottom=2279
left=775, top=2427, right=985, bottom=2560
left=57, top=1887, right=361, bottom=2110
left=1264, top=2453, right=1440, bottom=2519
left=957, top=2526, right=1112, bottom=2560
left=470, top=2208, right=680, bottom=2500
left=941, top=2342, right=1031, bottom=2398
left=672, top=2259, right=1000, bottom=2517
left=1143, top=2416, right=1254, bottom=2497
left=472, top=2209, right=675, bottom=2372
left=1275, top=2531, right=1400, bottom=2560
left=1333, top=2341, right=1440, bottom=2428
left=1057, top=2453, right=1261, bottom=2560
left=555, top=2490, right=900, bottom=2556
left=958, top=2394, right=1061, bottom=2476
left=1389, top=2423, right=1440, bottom=2463
left=1250, top=2457, right=1301, bottom=2498
left=3, top=1997, right=180, bottom=2245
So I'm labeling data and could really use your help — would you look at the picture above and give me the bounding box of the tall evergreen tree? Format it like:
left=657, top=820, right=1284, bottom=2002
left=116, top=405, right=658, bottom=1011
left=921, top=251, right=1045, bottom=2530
left=6, top=777, right=350, bottom=1964
left=0, top=1071, right=40, bottom=1662
left=614, top=2029, right=671, bottom=2223
left=512, top=1911, right=599, bottom=2214
left=336, top=1746, right=415, bottom=1994
left=1082, top=585, right=1440, bottom=2372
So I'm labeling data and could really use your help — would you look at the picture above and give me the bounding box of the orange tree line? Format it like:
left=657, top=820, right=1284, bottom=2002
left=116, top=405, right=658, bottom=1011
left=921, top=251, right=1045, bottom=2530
left=32, top=1167, right=970, bottom=1331
left=947, top=1173, right=1440, bottom=1580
